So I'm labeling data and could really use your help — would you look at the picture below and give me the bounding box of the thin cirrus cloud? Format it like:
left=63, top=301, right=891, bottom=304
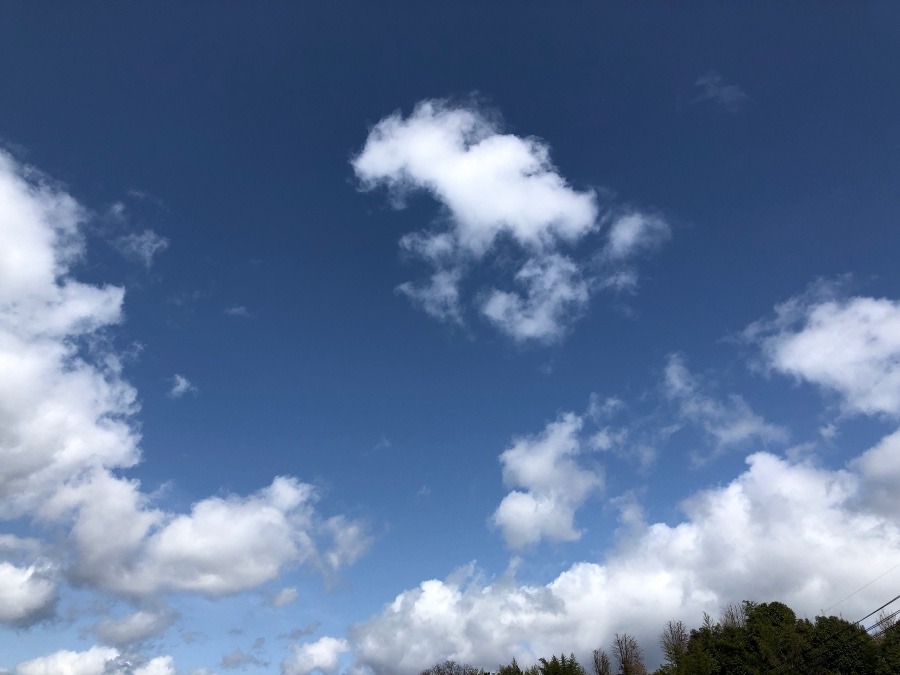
left=352, top=99, right=670, bottom=343
left=114, top=229, right=170, bottom=268
left=694, top=71, right=749, bottom=113
left=168, top=373, right=197, bottom=399
left=0, top=150, right=371, bottom=632
left=663, top=354, right=788, bottom=463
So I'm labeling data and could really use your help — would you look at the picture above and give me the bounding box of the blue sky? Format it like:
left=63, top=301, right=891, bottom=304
left=2, top=3, right=900, bottom=674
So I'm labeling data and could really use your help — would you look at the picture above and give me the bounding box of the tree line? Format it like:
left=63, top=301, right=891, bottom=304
left=419, top=599, right=900, bottom=675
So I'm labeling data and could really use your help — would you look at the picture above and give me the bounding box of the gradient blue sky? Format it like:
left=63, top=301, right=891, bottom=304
left=2, top=4, right=900, bottom=674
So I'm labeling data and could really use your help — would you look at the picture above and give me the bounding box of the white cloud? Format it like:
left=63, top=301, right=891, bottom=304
left=168, top=373, right=197, bottom=399
left=482, top=255, right=590, bottom=343
left=492, top=413, right=602, bottom=548
left=283, top=636, right=350, bottom=675
left=15, top=646, right=118, bottom=675
left=0, top=149, right=370, bottom=620
left=851, top=427, right=900, bottom=519
left=115, top=229, right=169, bottom=267
left=0, top=560, right=57, bottom=627
left=353, top=100, right=669, bottom=343
left=694, top=71, right=749, bottom=112
left=224, top=305, right=250, bottom=318
left=353, top=446, right=900, bottom=674
left=353, top=100, right=598, bottom=256
left=94, top=607, right=179, bottom=647
left=749, top=293, right=900, bottom=417
left=603, top=212, right=670, bottom=261
left=663, top=354, right=788, bottom=460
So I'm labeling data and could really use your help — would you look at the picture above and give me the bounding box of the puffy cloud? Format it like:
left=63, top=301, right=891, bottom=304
left=353, top=100, right=669, bottom=343
left=353, top=448, right=900, bottom=674
left=114, top=229, right=169, bottom=268
left=748, top=293, right=900, bottom=417
left=353, top=100, right=597, bottom=255
left=94, top=607, right=180, bottom=647
left=492, top=413, right=602, bottom=549
left=602, top=212, right=670, bottom=261
left=283, top=636, right=350, bottom=675
left=167, top=374, right=196, bottom=399
left=0, top=149, right=370, bottom=622
left=694, top=71, right=749, bottom=113
left=0, top=560, right=57, bottom=627
left=482, top=255, right=590, bottom=344
left=14, top=646, right=118, bottom=675
left=14, top=648, right=175, bottom=675
left=664, top=354, right=788, bottom=460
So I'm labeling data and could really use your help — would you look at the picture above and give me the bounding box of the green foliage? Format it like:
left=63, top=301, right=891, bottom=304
left=538, top=653, right=587, bottom=675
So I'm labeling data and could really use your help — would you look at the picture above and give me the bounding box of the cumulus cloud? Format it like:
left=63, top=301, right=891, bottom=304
left=0, top=149, right=370, bottom=624
left=482, top=255, right=590, bottom=343
left=664, top=354, right=788, bottom=461
left=694, top=71, right=749, bottom=112
left=283, top=636, right=350, bottom=675
left=353, top=100, right=669, bottom=343
left=748, top=291, right=900, bottom=417
left=167, top=373, right=197, bottom=399
left=492, top=413, right=602, bottom=549
left=353, top=446, right=900, bottom=674
left=115, top=229, right=169, bottom=268
left=13, top=647, right=174, bottom=675
left=602, top=212, right=670, bottom=262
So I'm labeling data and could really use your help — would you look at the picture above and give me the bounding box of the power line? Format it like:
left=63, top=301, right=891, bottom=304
left=821, top=560, right=900, bottom=614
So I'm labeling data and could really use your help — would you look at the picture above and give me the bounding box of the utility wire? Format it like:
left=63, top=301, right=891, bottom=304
left=821, top=561, right=900, bottom=614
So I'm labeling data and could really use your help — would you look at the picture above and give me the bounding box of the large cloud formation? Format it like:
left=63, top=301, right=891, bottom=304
left=352, top=444, right=900, bottom=674
left=0, top=150, right=370, bottom=634
left=349, top=287, right=900, bottom=674
left=353, top=100, right=669, bottom=343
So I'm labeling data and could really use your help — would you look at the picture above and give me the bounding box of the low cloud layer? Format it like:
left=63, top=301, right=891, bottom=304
left=353, top=100, right=669, bottom=343
left=353, top=440, right=900, bottom=673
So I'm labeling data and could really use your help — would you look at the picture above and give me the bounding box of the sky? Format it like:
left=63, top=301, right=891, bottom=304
left=1, top=3, right=900, bottom=674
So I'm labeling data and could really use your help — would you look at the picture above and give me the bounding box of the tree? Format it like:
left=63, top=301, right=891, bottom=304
left=592, top=648, right=611, bottom=675
left=538, top=653, right=586, bottom=675
left=659, top=620, right=688, bottom=668
left=612, top=634, right=646, bottom=675
left=420, top=661, right=484, bottom=675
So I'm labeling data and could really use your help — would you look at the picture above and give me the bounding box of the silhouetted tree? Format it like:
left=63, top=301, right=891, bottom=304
left=592, top=648, right=611, bottom=675
left=612, top=633, right=646, bottom=675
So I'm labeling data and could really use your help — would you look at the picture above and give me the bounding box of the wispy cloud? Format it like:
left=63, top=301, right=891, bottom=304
left=115, top=228, right=170, bottom=267
left=694, top=71, right=749, bottom=113
left=168, top=373, right=197, bottom=399
left=224, top=305, right=250, bottom=318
